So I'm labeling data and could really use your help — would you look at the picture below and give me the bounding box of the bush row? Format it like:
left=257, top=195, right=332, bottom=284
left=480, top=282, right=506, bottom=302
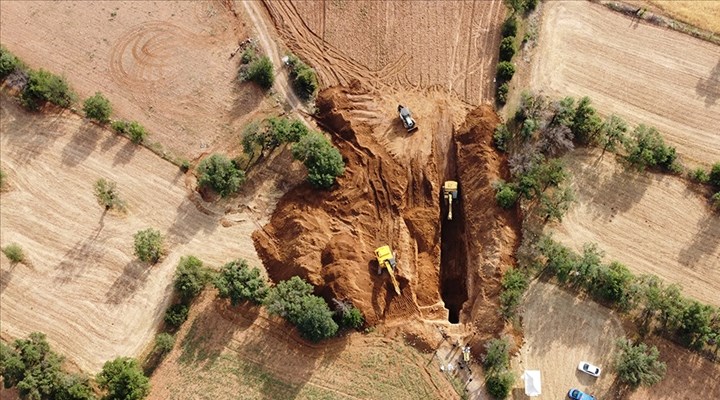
left=482, top=337, right=515, bottom=399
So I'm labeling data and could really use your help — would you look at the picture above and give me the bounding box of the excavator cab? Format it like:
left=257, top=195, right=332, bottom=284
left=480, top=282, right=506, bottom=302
left=374, top=245, right=401, bottom=295
left=397, top=104, right=418, bottom=133
left=443, top=181, right=459, bottom=220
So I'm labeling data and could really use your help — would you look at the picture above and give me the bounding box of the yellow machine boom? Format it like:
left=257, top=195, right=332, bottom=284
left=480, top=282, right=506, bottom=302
left=374, top=245, right=401, bottom=295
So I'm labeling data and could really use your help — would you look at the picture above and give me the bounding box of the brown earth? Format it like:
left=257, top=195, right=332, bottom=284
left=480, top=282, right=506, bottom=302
left=531, top=0, right=720, bottom=168
left=0, top=0, right=274, bottom=160
left=149, top=290, right=459, bottom=400
left=252, top=81, right=519, bottom=363
left=0, top=94, right=296, bottom=372
left=552, top=149, right=720, bottom=307
left=263, top=0, right=505, bottom=105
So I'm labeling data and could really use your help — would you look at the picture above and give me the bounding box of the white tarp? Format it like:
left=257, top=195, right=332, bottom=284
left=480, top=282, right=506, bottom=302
left=522, top=370, right=541, bottom=397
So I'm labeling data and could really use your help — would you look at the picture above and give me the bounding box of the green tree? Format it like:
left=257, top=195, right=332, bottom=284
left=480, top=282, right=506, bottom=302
left=500, top=268, right=529, bottom=318
left=501, top=16, right=518, bottom=37
left=537, top=186, right=574, bottom=223
left=678, top=301, right=714, bottom=349
left=499, top=37, right=516, bottom=62
left=571, top=96, right=601, bottom=145
left=21, top=69, right=76, bottom=110
left=294, top=295, right=339, bottom=342
left=245, top=56, right=274, bottom=89
left=496, top=82, right=509, bottom=105
left=133, top=228, right=164, bottom=264
left=111, top=120, right=147, bottom=144
left=483, top=338, right=511, bottom=371
left=614, top=339, right=666, bottom=387
left=2, top=243, right=25, bottom=264
left=496, top=61, right=516, bottom=82
left=657, top=284, right=686, bottom=331
left=94, top=178, right=126, bottom=211
left=83, top=92, right=112, bottom=123
left=624, top=125, right=677, bottom=172
left=287, top=55, right=319, bottom=100
left=503, top=0, right=525, bottom=14
left=550, top=96, right=575, bottom=127
left=0, top=46, right=22, bottom=80
left=174, top=256, right=207, bottom=302
left=197, top=153, right=246, bottom=197
left=214, top=259, right=269, bottom=305
left=599, top=114, right=627, bottom=157
left=333, top=299, right=364, bottom=329
left=96, top=357, right=149, bottom=400
left=164, top=304, right=189, bottom=330
left=712, top=192, right=720, bottom=211
left=292, top=132, right=345, bottom=189
left=688, top=168, right=709, bottom=184
left=493, top=124, right=512, bottom=152
left=709, top=162, right=720, bottom=189
left=153, top=333, right=175, bottom=356
left=485, top=370, right=515, bottom=399
left=592, top=261, right=635, bottom=310
left=264, top=276, right=314, bottom=319
left=494, top=181, right=519, bottom=209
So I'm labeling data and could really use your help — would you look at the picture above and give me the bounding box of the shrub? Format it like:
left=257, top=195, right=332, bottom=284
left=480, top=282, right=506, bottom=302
left=537, top=186, right=574, bottom=223
left=287, top=55, right=318, bottom=100
left=571, top=96, right=601, bottom=145
left=688, top=168, right=709, bottom=184
left=94, top=178, right=126, bottom=211
left=501, top=16, right=518, bottom=38
left=96, top=357, right=150, bottom=400
left=21, top=69, right=76, bottom=110
left=624, top=125, right=677, bottom=172
left=292, top=132, right=345, bottom=189
left=712, top=192, right=720, bottom=210
left=493, top=124, right=512, bottom=152
left=133, top=228, right=164, bottom=264
left=83, top=92, right=112, bottom=123
left=179, top=159, right=191, bottom=173
left=598, top=114, right=627, bottom=155
left=2, top=243, right=24, bottom=264
left=153, top=333, right=175, bottom=356
left=494, top=181, right=519, bottom=209
left=196, top=153, right=246, bottom=197
left=0, top=168, right=5, bottom=188
left=499, top=37, right=516, bottom=62
left=709, top=162, right=720, bottom=188
left=496, top=61, right=515, bottom=82
left=245, top=56, right=274, bottom=89
left=111, top=120, right=148, bottom=144
left=614, top=339, right=666, bottom=387
left=591, top=261, right=635, bottom=310
left=164, top=304, right=189, bottom=329
left=333, top=300, right=364, bottom=329
left=214, top=259, right=269, bottom=305
left=485, top=370, right=515, bottom=399
left=500, top=268, right=528, bottom=318
left=0, top=46, right=22, bottom=80
left=483, top=337, right=511, bottom=371
left=174, top=256, right=207, bottom=302
left=496, top=82, right=509, bottom=105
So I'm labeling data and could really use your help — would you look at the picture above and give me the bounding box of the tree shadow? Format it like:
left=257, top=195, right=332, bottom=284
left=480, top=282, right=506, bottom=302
left=112, top=139, right=139, bottom=167
left=1, top=97, right=66, bottom=166
left=228, top=82, right=264, bottom=123
left=100, top=129, right=123, bottom=153
left=677, top=214, right=720, bottom=268
left=166, top=195, right=220, bottom=246
left=54, top=216, right=106, bottom=284
left=105, top=260, right=151, bottom=304
left=61, top=120, right=102, bottom=167
left=696, top=58, right=720, bottom=107
left=0, top=262, right=18, bottom=294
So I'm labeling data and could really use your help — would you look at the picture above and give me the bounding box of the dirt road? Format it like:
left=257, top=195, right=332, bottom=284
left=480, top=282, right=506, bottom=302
left=263, top=0, right=505, bottom=105
left=552, top=149, right=720, bottom=307
left=531, top=1, right=720, bottom=167
left=0, top=97, right=286, bottom=371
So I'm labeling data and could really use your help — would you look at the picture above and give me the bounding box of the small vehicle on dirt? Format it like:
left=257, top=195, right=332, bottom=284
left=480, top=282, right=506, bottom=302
left=568, top=388, right=596, bottom=400
left=397, top=104, right=418, bottom=133
left=577, top=361, right=601, bottom=377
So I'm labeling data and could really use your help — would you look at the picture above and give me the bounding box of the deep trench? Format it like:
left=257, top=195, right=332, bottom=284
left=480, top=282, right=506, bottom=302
left=439, top=141, right=469, bottom=324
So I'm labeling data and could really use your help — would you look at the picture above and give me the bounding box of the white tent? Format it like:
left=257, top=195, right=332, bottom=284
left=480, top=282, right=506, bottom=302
left=522, top=370, right=541, bottom=397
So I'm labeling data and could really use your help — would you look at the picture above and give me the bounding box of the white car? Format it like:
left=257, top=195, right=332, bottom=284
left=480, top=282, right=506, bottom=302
left=578, top=361, right=601, bottom=377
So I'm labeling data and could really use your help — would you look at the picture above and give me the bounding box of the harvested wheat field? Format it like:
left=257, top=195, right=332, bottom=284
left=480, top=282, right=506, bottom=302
left=0, top=0, right=272, bottom=159
left=532, top=1, right=720, bottom=167
left=552, top=149, right=720, bottom=307
left=647, top=0, right=720, bottom=34
left=263, top=0, right=505, bottom=104
left=0, top=96, right=293, bottom=371
left=149, top=291, right=460, bottom=400
left=511, top=281, right=624, bottom=399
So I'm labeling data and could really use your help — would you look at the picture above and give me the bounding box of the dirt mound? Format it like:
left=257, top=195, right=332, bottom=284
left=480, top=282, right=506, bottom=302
left=253, top=84, right=519, bottom=347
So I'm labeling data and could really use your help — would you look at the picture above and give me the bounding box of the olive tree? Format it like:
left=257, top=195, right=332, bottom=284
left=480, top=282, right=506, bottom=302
left=614, top=339, right=666, bottom=387
left=196, top=153, right=245, bottom=197
left=214, top=259, right=269, bottom=305
left=174, top=256, right=207, bottom=302
left=83, top=92, right=112, bottom=123
left=133, top=228, right=164, bottom=264
left=292, top=132, right=345, bottom=189
left=96, top=357, right=150, bottom=400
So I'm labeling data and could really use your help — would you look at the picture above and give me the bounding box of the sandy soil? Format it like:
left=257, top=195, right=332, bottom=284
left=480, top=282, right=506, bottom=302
left=0, top=0, right=274, bottom=160
left=531, top=1, right=720, bottom=168
left=0, top=96, right=293, bottom=372
left=551, top=149, right=720, bottom=307
left=149, top=291, right=460, bottom=400
left=263, top=0, right=505, bottom=105
left=511, top=281, right=625, bottom=399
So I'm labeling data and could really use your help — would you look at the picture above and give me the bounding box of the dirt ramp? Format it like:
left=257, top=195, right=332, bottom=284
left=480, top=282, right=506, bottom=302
left=454, top=106, right=520, bottom=350
left=253, top=83, right=444, bottom=325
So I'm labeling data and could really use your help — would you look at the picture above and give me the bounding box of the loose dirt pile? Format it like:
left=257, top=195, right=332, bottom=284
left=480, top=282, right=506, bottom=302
left=253, top=82, right=519, bottom=355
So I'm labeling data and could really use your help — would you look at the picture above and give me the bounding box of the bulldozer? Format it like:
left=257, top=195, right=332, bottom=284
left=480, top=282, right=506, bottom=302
left=442, top=181, right=459, bottom=220
left=397, top=104, right=418, bottom=133
left=374, top=245, right=401, bottom=295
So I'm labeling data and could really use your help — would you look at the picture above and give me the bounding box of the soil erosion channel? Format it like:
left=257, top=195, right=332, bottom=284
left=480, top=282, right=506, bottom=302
left=253, top=83, right=517, bottom=350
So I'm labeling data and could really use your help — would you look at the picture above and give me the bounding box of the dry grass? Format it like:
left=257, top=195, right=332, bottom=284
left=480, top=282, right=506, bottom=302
left=648, top=0, right=720, bottom=34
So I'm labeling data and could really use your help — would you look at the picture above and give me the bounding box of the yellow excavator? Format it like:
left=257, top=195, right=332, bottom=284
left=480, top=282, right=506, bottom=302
left=374, top=245, right=401, bottom=295
left=443, top=181, right=459, bottom=220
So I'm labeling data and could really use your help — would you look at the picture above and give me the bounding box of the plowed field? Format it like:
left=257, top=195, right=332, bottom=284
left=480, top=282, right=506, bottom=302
left=531, top=1, right=720, bottom=167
